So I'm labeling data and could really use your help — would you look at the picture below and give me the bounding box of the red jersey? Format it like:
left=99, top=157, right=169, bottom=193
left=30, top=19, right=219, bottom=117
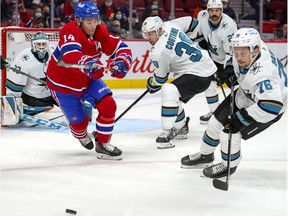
left=46, top=21, right=131, bottom=96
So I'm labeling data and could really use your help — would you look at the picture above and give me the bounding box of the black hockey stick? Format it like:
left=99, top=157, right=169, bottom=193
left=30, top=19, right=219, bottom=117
left=220, top=85, right=226, bottom=98
left=115, top=89, right=149, bottom=123
left=1, top=56, right=47, bottom=86
left=212, top=84, right=235, bottom=191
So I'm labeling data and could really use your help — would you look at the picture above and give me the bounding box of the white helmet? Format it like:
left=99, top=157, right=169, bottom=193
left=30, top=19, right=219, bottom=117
left=232, top=28, right=261, bottom=52
left=207, top=0, right=223, bottom=10
left=31, top=32, right=49, bottom=59
left=141, top=16, right=164, bottom=39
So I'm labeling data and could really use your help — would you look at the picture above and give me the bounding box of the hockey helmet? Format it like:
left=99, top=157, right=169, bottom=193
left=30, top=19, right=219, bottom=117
left=31, top=32, right=49, bottom=59
left=232, top=28, right=261, bottom=52
left=141, top=16, right=164, bottom=39
left=207, top=0, right=223, bottom=10
left=75, top=2, right=100, bottom=22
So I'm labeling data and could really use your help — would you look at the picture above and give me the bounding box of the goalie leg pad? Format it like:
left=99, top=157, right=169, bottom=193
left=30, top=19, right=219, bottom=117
left=0, top=96, right=23, bottom=125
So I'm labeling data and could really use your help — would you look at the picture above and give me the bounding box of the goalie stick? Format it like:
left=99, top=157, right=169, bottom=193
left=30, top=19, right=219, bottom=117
left=1, top=56, right=47, bottom=86
left=212, top=84, right=235, bottom=191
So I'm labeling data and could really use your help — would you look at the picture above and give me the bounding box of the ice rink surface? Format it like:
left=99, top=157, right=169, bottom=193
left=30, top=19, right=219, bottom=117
left=0, top=88, right=287, bottom=216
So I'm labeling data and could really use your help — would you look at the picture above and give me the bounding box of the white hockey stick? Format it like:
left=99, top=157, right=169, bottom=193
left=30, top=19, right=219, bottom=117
left=57, top=60, right=111, bottom=72
left=1, top=56, right=47, bottom=86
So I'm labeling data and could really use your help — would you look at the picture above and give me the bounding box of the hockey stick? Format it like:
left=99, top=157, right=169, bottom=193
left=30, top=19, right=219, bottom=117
left=57, top=60, right=111, bottom=72
left=212, top=84, right=235, bottom=191
left=115, top=89, right=149, bottom=123
left=220, top=85, right=226, bottom=98
left=1, top=56, right=47, bottom=86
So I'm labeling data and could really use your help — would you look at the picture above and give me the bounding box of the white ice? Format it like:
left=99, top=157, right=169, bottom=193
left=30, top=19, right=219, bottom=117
left=0, top=88, right=287, bottom=216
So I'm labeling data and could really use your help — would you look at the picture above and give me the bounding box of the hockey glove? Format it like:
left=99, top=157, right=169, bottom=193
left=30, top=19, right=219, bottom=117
left=223, top=108, right=254, bottom=134
left=84, top=58, right=104, bottom=80
left=146, top=77, right=161, bottom=94
left=1, top=56, right=9, bottom=69
left=110, top=60, right=128, bottom=79
left=216, top=65, right=237, bottom=88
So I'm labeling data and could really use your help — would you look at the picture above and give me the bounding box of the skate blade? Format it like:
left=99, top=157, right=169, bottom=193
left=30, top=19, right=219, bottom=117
left=96, top=153, right=123, bottom=160
left=157, top=142, right=175, bottom=149
left=181, top=162, right=213, bottom=169
left=175, top=134, right=188, bottom=140
left=199, top=120, right=209, bottom=125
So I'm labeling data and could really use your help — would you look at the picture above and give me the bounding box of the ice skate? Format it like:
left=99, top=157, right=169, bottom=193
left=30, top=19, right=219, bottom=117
left=181, top=152, right=214, bottom=169
left=95, top=141, right=123, bottom=160
left=202, top=162, right=237, bottom=178
left=175, top=117, right=190, bottom=139
left=199, top=112, right=213, bottom=124
left=79, top=133, right=94, bottom=150
left=156, top=128, right=177, bottom=149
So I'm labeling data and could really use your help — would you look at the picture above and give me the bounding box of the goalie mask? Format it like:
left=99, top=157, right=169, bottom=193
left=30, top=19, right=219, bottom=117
left=31, top=32, right=49, bottom=59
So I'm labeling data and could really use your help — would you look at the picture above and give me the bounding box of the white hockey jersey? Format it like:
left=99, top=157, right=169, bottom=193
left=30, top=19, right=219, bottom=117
left=6, top=45, right=54, bottom=99
left=196, top=11, right=237, bottom=65
left=149, top=21, right=217, bottom=85
left=234, top=41, right=287, bottom=123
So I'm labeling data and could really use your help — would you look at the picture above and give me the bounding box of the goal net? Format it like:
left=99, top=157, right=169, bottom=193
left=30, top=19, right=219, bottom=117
left=0, top=27, right=60, bottom=96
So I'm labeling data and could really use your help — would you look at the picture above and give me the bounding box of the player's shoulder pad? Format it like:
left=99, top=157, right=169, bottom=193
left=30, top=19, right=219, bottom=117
left=197, top=10, right=208, bottom=19
left=221, top=14, right=237, bottom=29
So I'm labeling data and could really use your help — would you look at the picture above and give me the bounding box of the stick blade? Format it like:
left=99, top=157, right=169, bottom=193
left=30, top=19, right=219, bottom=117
left=213, top=179, right=229, bottom=191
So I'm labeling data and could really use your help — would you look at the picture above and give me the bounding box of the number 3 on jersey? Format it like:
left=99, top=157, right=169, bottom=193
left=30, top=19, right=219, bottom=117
left=175, top=32, right=202, bottom=62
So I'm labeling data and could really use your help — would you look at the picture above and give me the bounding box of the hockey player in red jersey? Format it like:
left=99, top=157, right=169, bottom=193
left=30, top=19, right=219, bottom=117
left=46, top=1, right=132, bottom=160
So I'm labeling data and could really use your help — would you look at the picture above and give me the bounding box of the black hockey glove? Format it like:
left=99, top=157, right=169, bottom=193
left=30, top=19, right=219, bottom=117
left=223, top=108, right=254, bottom=134
left=146, top=76, right=161, bottom=94
left=216, top=65, right=237, bottom=88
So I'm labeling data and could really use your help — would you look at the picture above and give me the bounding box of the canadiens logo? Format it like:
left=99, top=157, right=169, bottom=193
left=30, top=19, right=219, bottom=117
left=71, top=116, right=78, bottom=121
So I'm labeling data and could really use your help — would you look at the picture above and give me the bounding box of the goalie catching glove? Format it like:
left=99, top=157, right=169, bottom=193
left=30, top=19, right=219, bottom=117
left=146, top=77, right=161, bottom=94
left=223, top=108, right=254, bottom=134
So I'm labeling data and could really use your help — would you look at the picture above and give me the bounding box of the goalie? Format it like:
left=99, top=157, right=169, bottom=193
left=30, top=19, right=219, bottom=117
left=1, top=32, right=56, bottom=126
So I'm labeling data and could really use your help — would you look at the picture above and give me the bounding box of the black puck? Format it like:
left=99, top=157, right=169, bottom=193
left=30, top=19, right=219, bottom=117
left=66, top=209, right=77, bottom=215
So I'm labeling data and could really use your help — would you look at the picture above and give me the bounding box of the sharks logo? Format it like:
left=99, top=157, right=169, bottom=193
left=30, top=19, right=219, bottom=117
left=250, top=62, right=262, bottom=75
left=21, top=54, right=29, bottom=61
left=220, top=21, right=228, bottom=30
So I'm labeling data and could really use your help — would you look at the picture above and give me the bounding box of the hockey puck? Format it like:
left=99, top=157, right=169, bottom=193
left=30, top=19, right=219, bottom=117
left=66, top=209, right=77, bottom=215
